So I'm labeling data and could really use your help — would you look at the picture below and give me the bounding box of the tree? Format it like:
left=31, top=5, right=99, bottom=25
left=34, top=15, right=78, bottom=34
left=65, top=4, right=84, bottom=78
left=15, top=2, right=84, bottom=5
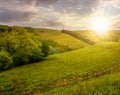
left=41, top=40, right=50, bottom=57
left=0, top=26, right=50, bottom=70
left=0, top=51, right=13, bottom=71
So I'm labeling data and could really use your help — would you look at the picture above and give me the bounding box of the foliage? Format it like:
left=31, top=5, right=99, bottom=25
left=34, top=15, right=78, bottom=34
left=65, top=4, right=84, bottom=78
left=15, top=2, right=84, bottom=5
left=31, top=48, right=44, bottom=62
left=25, top=27, right=35, bottom=32
left=46, top=40, right=72, bottom=54
left=0, top=51, right=13, bottom=71
left=0, top=26, right=50, bottom=69
left=0, top=25, right=9, bottom=32
left=41, top=40, right=50, bottom=57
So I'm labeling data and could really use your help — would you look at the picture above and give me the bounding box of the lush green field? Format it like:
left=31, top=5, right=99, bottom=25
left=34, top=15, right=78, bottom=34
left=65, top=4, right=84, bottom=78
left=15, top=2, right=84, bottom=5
left=34, top=28, right=89, bottom=49
left=42, top=72, right=120, bottom=95
left=0, top=42, right=120, bottom=94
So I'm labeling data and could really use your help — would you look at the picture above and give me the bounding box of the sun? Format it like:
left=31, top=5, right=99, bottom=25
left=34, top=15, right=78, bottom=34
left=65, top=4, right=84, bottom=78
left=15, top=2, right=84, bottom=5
left=91, top=17, right=110, bottom=35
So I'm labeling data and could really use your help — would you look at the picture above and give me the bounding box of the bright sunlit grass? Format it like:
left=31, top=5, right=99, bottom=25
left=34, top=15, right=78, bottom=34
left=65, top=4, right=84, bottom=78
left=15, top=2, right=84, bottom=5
left=91, top=17, right=110, bottom=35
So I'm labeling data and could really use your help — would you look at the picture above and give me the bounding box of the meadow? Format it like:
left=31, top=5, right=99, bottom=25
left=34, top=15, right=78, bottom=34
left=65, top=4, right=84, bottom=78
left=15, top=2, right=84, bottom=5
left=0, top=42, right=120, bottom=94
left=34, top=28, right=89, bottom=49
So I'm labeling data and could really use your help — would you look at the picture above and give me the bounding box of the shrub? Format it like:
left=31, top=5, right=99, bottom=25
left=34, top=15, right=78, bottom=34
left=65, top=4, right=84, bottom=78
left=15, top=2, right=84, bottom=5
left=13, top=51, right=30, bottom=66
left=0, top=51, right=13, bottom=71
left=41, top=40, right=50, bottom=57
left=13, top=48, right=44, bottom=66
left=0, top=27, right=50, bottom=70
left=31, top=48, right=44, bottom=62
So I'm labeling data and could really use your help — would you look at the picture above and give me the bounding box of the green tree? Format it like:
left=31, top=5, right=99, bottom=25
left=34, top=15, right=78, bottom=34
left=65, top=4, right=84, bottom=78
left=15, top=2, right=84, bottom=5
left=41, top=40, right=50, bottom=57
left=0, top=26, right=50, bottom=70
left=0, top=51, right=13, bottom=71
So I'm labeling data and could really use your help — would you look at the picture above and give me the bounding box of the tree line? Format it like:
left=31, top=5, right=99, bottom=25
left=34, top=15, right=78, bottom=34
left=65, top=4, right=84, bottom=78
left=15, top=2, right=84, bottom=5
left=0, top=26, right=50, bottom=71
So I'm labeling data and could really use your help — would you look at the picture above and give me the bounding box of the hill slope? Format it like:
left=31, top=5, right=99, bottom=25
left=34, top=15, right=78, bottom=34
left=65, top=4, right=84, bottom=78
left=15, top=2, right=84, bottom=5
left=0, top=42, right=120, bottom=94
left=42, top=71, right=120, bottom=95
left=62, top=30, right=120, bottom=45
left=34, top=28, right=89, bottom=49
left=0, top=25, right=90, bottom=50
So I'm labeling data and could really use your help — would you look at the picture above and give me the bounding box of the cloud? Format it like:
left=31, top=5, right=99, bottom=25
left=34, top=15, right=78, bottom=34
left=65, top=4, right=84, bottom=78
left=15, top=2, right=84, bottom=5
left=0, top=0, right=35, bottom=11
left=0, top=0, right=34, bottom=7
left=0, top=0, right=119, bottom=29
left=0, top=7, right=36, bottom=23
left=43, top=19, right=65, bottom=27
left=113, top=15, right=120, bottom=29
left=113, top=21, right=120, bottom=29
left=0, top=0, right=37, bottom=23
left=35, top=0, right=100, bottom=16
left=35, top=0, right=58, bottom=7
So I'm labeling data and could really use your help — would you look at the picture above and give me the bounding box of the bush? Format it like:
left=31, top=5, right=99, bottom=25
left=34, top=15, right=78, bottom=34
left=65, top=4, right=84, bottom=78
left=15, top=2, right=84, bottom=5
left=41, top=40, right=50, bottom=57
left=0, top=27, right=50, bottom=70
left=0, top=51, right=13, bottom=71
left=13, top=51, right=30, bottom=66
left=46, top=40, right=72, bottom=54
left=31, top=48, right=44, bottom=62
left=13, top=48, right=44, bottom=66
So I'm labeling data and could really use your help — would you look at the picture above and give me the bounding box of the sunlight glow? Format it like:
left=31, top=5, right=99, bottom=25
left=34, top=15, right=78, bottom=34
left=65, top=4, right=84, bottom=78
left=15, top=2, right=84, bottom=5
left=91, top=17, right=110, bottom=35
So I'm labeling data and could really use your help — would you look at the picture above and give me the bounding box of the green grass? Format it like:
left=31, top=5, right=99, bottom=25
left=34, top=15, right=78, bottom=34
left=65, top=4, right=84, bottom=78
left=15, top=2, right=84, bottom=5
left=62, top=30, right=120, bottom=44
left=0, top=42, right=120, bottom=94
left=41, top=72, right=120, bottom=95
left=34, top=28, right=89, bottom=49
left=73, top=30, right=101, bottom=43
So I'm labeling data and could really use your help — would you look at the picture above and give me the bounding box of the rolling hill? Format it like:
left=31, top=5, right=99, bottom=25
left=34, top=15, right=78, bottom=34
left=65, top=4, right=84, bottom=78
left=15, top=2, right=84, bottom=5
left=42, top=71, right=120, bottom=95
left=0, top=25, right=120, bottom=94
left=0, top=42, right=120, bottom=94
left=33, top=28, right=89, bottom=49
left=0, top=25, right=89, bottom=50
left=62, top=30, right=120, bottom=45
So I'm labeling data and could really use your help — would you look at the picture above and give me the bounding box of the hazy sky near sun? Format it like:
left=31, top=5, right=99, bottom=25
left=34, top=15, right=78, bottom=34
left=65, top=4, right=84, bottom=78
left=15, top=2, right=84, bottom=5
left=0, top=0, right=120, bottom=30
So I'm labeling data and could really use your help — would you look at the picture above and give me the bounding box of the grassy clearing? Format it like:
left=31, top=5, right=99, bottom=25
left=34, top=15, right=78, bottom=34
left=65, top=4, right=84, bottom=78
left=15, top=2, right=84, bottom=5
left=0, top=42, right=120, bottom=94
left=34, top=28, right=89, bottom=49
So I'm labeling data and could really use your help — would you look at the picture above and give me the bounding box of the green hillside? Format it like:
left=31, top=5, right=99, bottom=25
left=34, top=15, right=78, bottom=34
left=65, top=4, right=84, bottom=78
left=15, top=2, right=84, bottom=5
left=34, top=28, right=89, bottom=49
left=43, top=72, right=120, bottom=95
left=0, top=25, right=89, bottom=50
left=0, top=42, right=120, bottom=94
left=62, top=30, right=120, bottom=45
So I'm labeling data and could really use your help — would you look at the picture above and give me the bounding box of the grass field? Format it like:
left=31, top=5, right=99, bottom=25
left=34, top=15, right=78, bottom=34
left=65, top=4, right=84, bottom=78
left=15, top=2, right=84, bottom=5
left=0, top=42, right=120, bottom=94
left=34, top=28, right=89, bottom=49
left=42, top=72, right=120, bottom=95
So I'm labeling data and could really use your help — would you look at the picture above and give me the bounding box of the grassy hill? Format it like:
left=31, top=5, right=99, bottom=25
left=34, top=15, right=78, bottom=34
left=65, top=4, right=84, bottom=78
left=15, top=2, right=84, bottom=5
left=42, top=71, right=120, bottom=95
left=0, top=25, right=89, bottom=50
left=0, top=42, right=120, bottom=94
left=62, top=30, right=120, bottom=45
left=34, top=28, right=89, bottom=49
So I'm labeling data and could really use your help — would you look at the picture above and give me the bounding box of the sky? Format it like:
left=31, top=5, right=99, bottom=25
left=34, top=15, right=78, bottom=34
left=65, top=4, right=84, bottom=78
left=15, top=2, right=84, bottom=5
left=0, top=0, right=120, bottom=30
